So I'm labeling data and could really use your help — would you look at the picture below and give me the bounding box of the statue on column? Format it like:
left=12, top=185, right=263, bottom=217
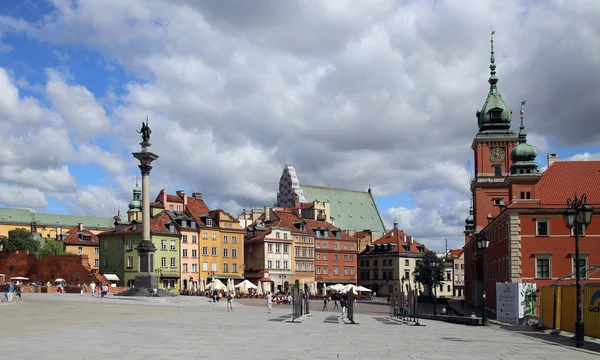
left=137, top=117, right=152, bottom=143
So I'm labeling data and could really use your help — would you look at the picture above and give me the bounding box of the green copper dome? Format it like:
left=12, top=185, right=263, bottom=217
left=128, top=177, right=142, bottom=212
left=510, top=106, right=540, bottom=175
left=464, top=199, right=474, bottom=232
left=476, top=35, right=514, bottom=134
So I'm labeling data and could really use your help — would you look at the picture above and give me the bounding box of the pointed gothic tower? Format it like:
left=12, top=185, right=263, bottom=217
left=127, top=177, right=142, bottom=222
left=470, top=33, right=519, bottom=233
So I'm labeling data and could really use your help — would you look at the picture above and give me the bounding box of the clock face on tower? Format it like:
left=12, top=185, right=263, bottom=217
left=490, top=147, right=505, bottom=162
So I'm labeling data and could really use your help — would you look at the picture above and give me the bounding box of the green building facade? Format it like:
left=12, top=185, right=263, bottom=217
left=98, top=216, right=181, bottom=293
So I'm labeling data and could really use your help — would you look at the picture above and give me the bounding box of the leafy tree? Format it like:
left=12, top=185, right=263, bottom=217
left=0, top=228, right=41, bottom=255
left=39, top=240, right=68, bottom=256
left=414, top=251, right=445, bottom=300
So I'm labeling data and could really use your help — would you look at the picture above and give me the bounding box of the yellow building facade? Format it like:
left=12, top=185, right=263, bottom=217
left=59, top=224, right=101, bottom=269
left=199, top=210, right=245, bottom=282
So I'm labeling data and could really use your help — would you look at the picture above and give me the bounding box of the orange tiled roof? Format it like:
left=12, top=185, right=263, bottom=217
left=353, top=231, right=369, bottom=239
left=184, top=196, right=210, bottom=224
left=537, top=161, right=600, bottom=205
left=361, top=228, right=428, bottom=254
left=98, top=211, right=175, bottom=235
left=506, top=161, right=600, bottom=210
left=269, top=209, right=354, bottom=240
left=60, top=226, right=99, bottom=246
left=448, top=249, right=463, bottom=258
left=166, top=194, right=184, bottom=203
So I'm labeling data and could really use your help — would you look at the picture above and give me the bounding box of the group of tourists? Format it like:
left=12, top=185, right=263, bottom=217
left=77, top=282, right=110, bottom=297
left=3, top=282, right=23, bottom=303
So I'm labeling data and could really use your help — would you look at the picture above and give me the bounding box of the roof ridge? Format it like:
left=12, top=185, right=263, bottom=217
left=300, top=184, right=369, bottom=194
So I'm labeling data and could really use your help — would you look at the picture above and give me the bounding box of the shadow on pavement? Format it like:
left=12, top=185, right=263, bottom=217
left=500, top=325, right=600, bottom=354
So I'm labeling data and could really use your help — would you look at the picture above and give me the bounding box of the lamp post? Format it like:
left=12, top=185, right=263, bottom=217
left=401, top=276, right=405, bottom=319
left=477, top=232, right=490, bottom=326
left=563, top=193, right=594, bottom=349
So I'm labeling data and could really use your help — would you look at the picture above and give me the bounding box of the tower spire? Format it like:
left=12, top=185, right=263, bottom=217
left=489, top=30, right=497, bottom=87
left=518, top=100, right=527, bottom=143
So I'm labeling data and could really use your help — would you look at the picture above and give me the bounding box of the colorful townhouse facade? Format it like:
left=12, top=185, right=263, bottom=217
left=59, top=224, right=101, bottom=269
left=358, top=221, right=427, bottom=296
left=98, top=211, right=181, bottom=292
left=244, top=206, right=357, bottom=292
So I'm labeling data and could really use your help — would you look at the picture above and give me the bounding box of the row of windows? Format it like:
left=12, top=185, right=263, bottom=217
left=200, top=233, right=238, bottom=242
left=181, top=249, right=198, bottom=258
left=77, top=246, right=99, bottom=254
left=360, top=258, right=404, bottom=267
left=267, top=243, right=289, bottom=253
left=315, top=242, right=355, bottom=250
left=316, top=253, right=354, bottom=261
left=360, top=269, right=411, bottom=281
left=200, top=247, right=238, bottom=258
left=201, top=261, right=239, bottom=273
left=534, top=256, right=588, bottom=279
left=160, top=257, right=177, bottom=268
left=181, top=235, right=198, bottom=244
left=316, top=267, right=354, bottom=276
left=536, top=220, right=585, bottom=237
left=182, top=263, right=199, bottom=272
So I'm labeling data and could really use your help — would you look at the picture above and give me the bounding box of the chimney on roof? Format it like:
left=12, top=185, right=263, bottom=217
left=409, top=236, right=413, bottom=244
left=177, top=190, right=188, bottom=207
left=192, top=192, right=203, bottom=201
left=393, top=220, right=398, bottom=230
left=78, top=223, right=84, bottom=231
left=547, top=153, right=559, bottom=168
left=160, top=188, right=167, bottom=204
left=403, top=234, right=407, bottom=242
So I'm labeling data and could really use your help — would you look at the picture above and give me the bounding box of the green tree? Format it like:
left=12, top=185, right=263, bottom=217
left=39, top=240, right=68, bottom=256
left=0, top=228, right=41, bottom=255
left=414, top=251, right=445, bottom=300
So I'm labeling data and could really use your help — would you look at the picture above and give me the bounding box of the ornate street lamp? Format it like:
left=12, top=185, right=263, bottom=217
left=477, top=232, right=490, bottom=326
left=563, top=193, right=594, bottom=349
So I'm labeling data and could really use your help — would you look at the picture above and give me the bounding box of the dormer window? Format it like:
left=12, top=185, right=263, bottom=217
left=206, top=218, right=213, bottom=227
left=169, top=225, right=175, bottom=233
left=132, top=223, right=138, bottom=232
left=181, top=221, right=187, bottom=228
left=300, top=224, right=306, bottom=231
left=191, top=221, right=196, bottom=228
left=490, top=109, right=502, bottom=121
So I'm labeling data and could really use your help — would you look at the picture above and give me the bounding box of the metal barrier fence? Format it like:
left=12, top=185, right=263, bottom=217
left=539, top=284, right=600, bottom=338
left=292, top=285, right=302, bottom=320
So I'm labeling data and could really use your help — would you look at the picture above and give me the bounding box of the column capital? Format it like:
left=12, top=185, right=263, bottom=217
left=139, top=164, right=153, bottom=176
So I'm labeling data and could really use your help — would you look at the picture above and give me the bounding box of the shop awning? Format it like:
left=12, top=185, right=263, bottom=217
left=103, top=274, right=119, bottom=281
left=159, top=273, right=180, bottom=279
left=207, top=274, right=244, bottom=280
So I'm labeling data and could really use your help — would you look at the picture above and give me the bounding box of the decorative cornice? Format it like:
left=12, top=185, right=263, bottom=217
left=139, top=164, right=153, bottom=176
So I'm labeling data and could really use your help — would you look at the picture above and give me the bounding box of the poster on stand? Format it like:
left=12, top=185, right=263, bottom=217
left=519, top=283, right=537, bottom=317
left=496, top=282, right=519, bottom=325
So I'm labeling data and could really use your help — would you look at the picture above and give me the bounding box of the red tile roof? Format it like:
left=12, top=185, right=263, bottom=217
left=184, top=196, right=210, bottom=224
left=60, top=226, right=99, bottom=246
left=537, top=161, right=600, bottom=205
left=448, top=249, right=463, bottom=258
left=98, top=211, right=175, bottom=235
left=166, top=194, right=184, bottom=203
left=506, top=161, right=600, bottom=210
left=362, top=228, right=428, bottom=254
left=353, top=231, right=369, bottom=239
left=270, top=209, right=354, bottom=240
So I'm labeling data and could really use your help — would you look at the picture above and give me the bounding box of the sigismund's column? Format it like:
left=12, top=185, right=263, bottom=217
left=132, top=118, right=159, bottom=290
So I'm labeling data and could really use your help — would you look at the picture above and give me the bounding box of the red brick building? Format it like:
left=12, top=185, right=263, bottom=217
left=463, top=35, right=600, bottom=312
left=0, top=250, right=105, bottom=285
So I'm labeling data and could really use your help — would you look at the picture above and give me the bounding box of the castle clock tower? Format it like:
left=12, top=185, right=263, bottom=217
left=470, top=33, right=518, bottom=233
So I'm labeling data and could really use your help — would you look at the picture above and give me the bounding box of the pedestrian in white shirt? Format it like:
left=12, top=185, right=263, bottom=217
left=266, top=292, right=273, bottom=313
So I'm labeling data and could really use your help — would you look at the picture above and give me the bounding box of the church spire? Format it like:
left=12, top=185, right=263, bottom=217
left=476, top=31, right=514, bottom=134
left=489, top=30, right=498, bottom=88
left=518, top=101, right=527, bottom=144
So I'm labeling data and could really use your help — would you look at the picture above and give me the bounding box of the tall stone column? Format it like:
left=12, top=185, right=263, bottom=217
left=132, top=137, right=159, bottom=290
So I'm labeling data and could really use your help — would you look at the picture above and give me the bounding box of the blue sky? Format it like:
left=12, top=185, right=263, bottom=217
left=0, top=0, right=599, bottom=252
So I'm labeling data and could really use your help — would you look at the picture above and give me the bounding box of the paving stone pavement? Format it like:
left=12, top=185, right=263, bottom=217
left=0, top=293, right=597, bottom=360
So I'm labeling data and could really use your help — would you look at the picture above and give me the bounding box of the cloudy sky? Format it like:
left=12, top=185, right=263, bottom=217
left=0, top=0, right=599, bottom=252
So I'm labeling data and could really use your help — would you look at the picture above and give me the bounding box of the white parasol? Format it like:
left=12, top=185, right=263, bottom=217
left=235, top=279, right=258, bottom=294
left=257, top=281, right=263, bottom=295
left=206, top=278, right=227, bottom=291
left=355, top=285, right=372, bottom=292
left=54, top=278, right=65, bottom=283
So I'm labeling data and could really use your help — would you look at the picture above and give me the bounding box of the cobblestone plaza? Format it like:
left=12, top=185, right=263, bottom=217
left=0, top=294, right=597, bottom=360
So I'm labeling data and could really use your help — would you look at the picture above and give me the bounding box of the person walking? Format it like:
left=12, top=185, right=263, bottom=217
left=90, top=282, right=96, bottom=297
left=15, top=285, right=22, bottom=303
left=266, top=291, right=273, bottom=313
left=322, top=296, right=328, bottom=311
left=341, top=295, right=346, bottom=315
left=333, top=294, right=340, bottom=310
left=227, top=291, right=234, bottom=312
